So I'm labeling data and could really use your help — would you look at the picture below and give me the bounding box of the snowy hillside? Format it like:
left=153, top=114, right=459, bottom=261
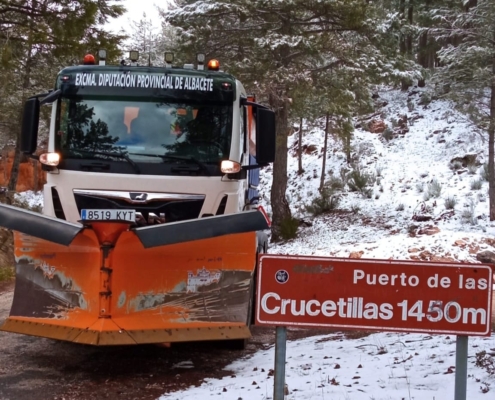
left=160, top=86, right=495, bottom=400
left=261, top=86, right=495, bottom=263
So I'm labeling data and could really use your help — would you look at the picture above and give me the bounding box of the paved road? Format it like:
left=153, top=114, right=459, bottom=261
left=0, top=282, right=278, bottom=400
left=3, top=279, right=490, bottom=400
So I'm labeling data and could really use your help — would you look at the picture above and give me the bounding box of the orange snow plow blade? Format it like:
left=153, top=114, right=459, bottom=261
left=0, top=205, right=267, bottom=345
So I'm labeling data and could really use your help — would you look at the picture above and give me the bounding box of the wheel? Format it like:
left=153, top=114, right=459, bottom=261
left=222, top=338, right=248, bottom=350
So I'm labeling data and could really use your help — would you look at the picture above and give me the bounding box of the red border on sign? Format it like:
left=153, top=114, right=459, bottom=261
left=256, top=255, right=493, bottom=337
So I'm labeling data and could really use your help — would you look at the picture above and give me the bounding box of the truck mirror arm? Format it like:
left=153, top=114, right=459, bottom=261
left=240, top=97, right=270, bottom=110
left=241, top=164, right=267, bottom=170
left=29, top=89, right=62, bottom=105
left=40, top=89, right=61, bottom=105
left=226, top=163, right=269, bottom=180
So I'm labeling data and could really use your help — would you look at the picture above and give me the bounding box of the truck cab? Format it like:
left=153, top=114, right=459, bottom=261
left=0, top=52, right=276, bottom=346
left=21, top=53, right=275, bottom=232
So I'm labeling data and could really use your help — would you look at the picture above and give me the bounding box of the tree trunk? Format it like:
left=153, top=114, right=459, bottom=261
left=33, top=159, right=39, bottom=191
left=399, top=0, right=411, bottom=91
left=399, top=0, right=406, bottom=55
left=297, top=117, right=303, bottom=175
left=417, top=31, right=428, bottom=87
left=464, top=0, right=477, bottom=12
left=9, top=4, right=35, bottom=192
left=7, top=145, right=21, bottom=192
left=345, top=124, right=351, bottom=164
left=319, top=114, right=329, bottom=192
left=269, top=89, right=292, bottom=242
left=406, top=3, right=413, bottom=55
left=489, top=36, right=495, bottom=221
left=418, top=31, right=428, bottom=67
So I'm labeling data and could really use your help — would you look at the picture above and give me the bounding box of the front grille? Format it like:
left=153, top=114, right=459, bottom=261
left=216, top=195, right=228, bottom=215
left=73, top=191, right=205, bottom=225
left=51, top=188, right=66, bottom=220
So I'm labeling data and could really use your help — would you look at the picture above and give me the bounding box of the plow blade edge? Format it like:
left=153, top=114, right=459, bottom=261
left=0, top=203, right=82, bottom=245
left=134, top=209, right=269, bottom=248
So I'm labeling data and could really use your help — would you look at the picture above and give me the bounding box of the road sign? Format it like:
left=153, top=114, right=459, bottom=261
left=256, top=255, right=493, bottom=336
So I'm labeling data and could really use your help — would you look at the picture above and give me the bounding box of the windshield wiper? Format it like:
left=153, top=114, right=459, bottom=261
left=70, top=149, right=141, bottom=174
left=128, top=153, right=211, bottom=176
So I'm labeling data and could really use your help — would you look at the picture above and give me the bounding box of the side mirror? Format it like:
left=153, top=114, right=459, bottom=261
left=255, top=108, right=276, bottom=164
left=21, top=98, right=40, bottom=154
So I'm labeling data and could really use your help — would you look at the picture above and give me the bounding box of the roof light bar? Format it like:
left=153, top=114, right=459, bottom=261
left=129, top=50, right=139, bottom=63
left=197, top=53, right=206, bottom=70
left=164, top=52, right=174, bottom=68
left=98, top=49, right=107, bottom=66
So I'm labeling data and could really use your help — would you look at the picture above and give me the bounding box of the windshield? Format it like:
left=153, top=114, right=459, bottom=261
left=55, top=97, right=233, bottom=169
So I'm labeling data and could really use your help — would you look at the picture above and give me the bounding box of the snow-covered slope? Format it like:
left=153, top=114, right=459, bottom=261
left=157, top=86, right=495, bottom=400
left=160, top=331, right=494, bottom=400
left=261, top=86, right=495, bottom=263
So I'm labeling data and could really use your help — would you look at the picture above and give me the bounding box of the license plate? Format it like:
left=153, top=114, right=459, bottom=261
left=81, top=209, right=136, bottom=222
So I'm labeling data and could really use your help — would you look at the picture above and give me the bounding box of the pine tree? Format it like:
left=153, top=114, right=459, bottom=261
left=0, top=0, right=125, bottom=191
left=429, top=0, right=495, bottom=220
left=128, top=13, right=165, bottom=66
left=166, top=0, right=418, bottom=240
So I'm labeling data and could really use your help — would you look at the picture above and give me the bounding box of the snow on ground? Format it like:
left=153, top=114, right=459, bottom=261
left=260, top=86, right=495, bottom=262
left=160, top=332, right=494, bottom=400
left=15, top=86, right=495, bottom=399
left=156, top=86, right=495, bottom=400
left=14, top=190, right=43, bottom=209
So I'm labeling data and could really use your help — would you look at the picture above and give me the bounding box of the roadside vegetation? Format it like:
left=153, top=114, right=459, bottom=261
left=0, top=266, right=14, bottom=283
left=0, top=191, right=42, bottom=283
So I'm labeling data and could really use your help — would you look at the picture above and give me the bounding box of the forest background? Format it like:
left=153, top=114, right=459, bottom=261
left=1, top=0, right=495, bottom=242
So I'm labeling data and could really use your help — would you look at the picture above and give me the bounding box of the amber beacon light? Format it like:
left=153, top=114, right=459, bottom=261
left=207, top=59, right=220, bottom=71
left=83, top=54, right=95, bottom=65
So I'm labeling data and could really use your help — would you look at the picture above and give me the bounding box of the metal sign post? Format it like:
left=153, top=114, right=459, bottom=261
left=454, top=335, right=468, bottom=400
left=255, top=255, right=493, bottom=400
left=273, top=326, right=287, bottom=400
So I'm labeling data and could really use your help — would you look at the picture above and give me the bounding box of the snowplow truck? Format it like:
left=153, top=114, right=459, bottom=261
left=0, top=51, right=275, bottom=346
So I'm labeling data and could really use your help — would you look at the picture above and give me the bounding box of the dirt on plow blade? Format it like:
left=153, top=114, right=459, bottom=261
left=0, top=205, right=267, bottom=345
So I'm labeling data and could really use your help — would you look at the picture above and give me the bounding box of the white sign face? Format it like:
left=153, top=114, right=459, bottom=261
left=74, top=73, right=214, bottom=91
